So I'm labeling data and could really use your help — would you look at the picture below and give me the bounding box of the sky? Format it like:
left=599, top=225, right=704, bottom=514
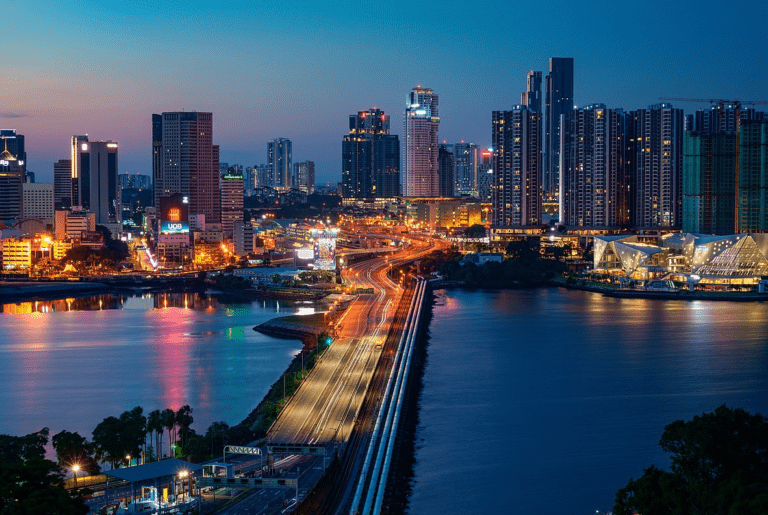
left=4, top=0, right=767, bottom=185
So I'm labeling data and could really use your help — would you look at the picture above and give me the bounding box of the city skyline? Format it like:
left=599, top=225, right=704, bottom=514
left=4, top=0, right=766, bottom=185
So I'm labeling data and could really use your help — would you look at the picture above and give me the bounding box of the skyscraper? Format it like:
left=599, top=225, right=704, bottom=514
left=477, top=148, right=494, bottom=202
left=682, top=106, right=768, bottom=234
left=403, top=87, right=439, bottom=197
left=70, top=136, right=121, bottom=226
left=342, top=108, right=399, bottom=199
left=545, top=57, right=574, bottom=201
left=293, top=161, right=315, bottom=194
left=0, top=136, right=24, bottom=221
left=521, top=70, right=542, bottom=113
left=437, top=143, right=455, bottom=197
left=682, top=132, right=737, bottom=234
left=268, top=138, right=292, bottom=191
left=152, top=112, right=220, bottom=223
left=628, top=103, right=684, bottom=229
left=0, top=130, right=26, bottom=168
left=738, top=119, right=768, bottom=232
left=453, top=142, right=478, bottom=196
left=53, top=159, right=72, bottom=210
left=560, top=104, right=628, bottom=228
left=220, top=167, right=243, bottom=239
left=492, top=107, right=541, bottom=227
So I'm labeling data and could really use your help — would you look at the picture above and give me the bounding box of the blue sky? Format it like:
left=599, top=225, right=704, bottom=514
left=4, top=0, right=767, bottom=185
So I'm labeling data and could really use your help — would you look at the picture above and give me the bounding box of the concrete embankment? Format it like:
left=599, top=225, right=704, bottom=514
left=253, top=316, right=326, bottom=348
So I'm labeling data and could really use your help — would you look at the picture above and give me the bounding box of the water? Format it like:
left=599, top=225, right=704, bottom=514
left=408, top=288, right=768, bottom=515
left=0, top=292, right=306, bottom=440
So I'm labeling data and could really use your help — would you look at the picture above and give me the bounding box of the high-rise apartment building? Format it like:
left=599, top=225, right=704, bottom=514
left=255, top=164, right=271, bottom=190
left=342, top=108, right=399, bottom=199
left=268, top=138, right=292, bottom=191
left=477, top=148, right=494, bottom=202
left=403, top=87, right=440, bottom=197
left=545, top=58, right=574, bottom=201
left=54, top=159, right=73, bottom=210
left=682, top=132, right=737, bottom=234
left=437, top=143, right=455, bottom=197
left=560, top=104, right=628, bottom=228
left=293, top=161, right=315, bottom=194
left=521, top=70, right=543, bottom=113
left=738, top=119, right=768, bottom=232
left=220, top=168, right=243, bottom=239
left=70, top=136, right=121, bottom=225
left=628, top=104, right=684, bottom=228
left=492, top=107, right=542, bottom=227
left=453, top=142, right=478, bottom=196
left=682, top=106, right=768, bottom=234
left=152, top=112, right=220, bottom=223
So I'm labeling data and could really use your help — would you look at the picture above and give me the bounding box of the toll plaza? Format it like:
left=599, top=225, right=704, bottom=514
left=98, top=459, right=202, bottom=513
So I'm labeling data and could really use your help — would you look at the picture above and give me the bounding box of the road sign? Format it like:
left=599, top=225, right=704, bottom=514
left=268, top=444, right=326, bottom=456
left=198, top=477, right=297, bottom=488
left=225, top=445, right=261, bottom=455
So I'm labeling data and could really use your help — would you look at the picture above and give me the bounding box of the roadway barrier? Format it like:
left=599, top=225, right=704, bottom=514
left=349, top=277, right=427, bottom=515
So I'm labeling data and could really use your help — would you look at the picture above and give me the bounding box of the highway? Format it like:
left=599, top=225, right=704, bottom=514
left=267, top=238, right=436, bottom=448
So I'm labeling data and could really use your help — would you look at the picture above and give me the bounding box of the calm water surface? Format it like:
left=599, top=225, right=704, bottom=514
left=408, top=288, right=768, bottom=515
left=0, top=293, right=305, bottom=439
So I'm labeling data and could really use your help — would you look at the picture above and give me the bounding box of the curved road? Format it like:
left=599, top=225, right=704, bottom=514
left=267, top=238, right=436, bottom=447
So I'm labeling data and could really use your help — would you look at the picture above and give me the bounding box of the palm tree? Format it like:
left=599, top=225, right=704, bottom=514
left=147, top=410, right=162, bottom=462
left=176, top=405, right=194, bottom=450
left=161, top=408, right=176, bottom=457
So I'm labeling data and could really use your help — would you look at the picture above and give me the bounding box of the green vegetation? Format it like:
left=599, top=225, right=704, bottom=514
left=436, top=238, right=567, bottom=288
left=214, top=274, right=251, bottom=290
left=614, top=405, right=768, bottom=515
left=0, top=429, right=89, bottom=514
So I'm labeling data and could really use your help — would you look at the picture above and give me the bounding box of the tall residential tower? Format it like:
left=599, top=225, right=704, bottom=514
left=403, top=87, right=439, bottom=197
left=544, top=58, right=574, bottom=201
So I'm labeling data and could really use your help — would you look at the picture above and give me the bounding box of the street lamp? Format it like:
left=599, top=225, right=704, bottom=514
left=72, top=464, right=80, bottom=489
left=126, top=454, right=131, bottom=466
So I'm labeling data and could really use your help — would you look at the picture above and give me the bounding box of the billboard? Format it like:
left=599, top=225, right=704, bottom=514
left=311, top=229, right=338, bottom=270
left=159, top=194, right=189, bottom=234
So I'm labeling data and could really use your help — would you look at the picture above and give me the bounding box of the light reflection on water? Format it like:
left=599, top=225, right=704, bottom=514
left=409, top=288, right=768, bottom=515
left=0, top=292, right=304, bottom=441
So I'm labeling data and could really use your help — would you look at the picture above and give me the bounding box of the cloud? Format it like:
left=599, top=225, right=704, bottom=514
left=0, top=112, right=27, bottom=118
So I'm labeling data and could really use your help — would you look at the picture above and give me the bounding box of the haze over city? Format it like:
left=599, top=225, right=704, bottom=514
left=5, top=0, right=767, bottom=184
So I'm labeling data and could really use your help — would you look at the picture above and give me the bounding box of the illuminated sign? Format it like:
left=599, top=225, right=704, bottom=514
left=168, top=207, right=181, bottom=222
left=0, top=160, right=8, bottom=166
left=81, top=143, right=88, bottom=151
left=161, top=221, right=189, bottom=234
left=18, top=160, right=24, bottom=165
left=297, top=248, right=314, bottom=260
left=106, top=143, right=118, bottom=148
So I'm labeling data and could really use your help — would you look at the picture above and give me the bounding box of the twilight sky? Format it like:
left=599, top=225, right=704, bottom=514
left=4, top=0, right=767, bottom=186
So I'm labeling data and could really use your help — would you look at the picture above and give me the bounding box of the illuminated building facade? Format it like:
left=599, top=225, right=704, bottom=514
left=293, top=161, right=315, bottom=194
left=54, top=209, right=96, bottom=241
left=71, top=137, right=121, bottom=227
left=22, top=183, right=54, bottom=221
left=477, top=148, right=494, bottom=202
left=544, top=57, right=574, bottom=200
left=220, top=168, right=243, bottom=239
left=560, top=104, right=628, bottom=228
left=628, top=104, right=684, bottom=229
left=342, top=108, right=399, bottom=199
left=454, top=142, right=478, bottom=197
left=403, top=87, right=439, bottom=197
left=594, top=233, right=768, bottom=285
left=738, top=119, right=768, bottom=232
left=152, top=112, right=220, bottom=223
left=268, top=138, right=292, bottom=191
left=0, top=136, right=24, bottom=221
left=492, top=107, right=541, bottom=227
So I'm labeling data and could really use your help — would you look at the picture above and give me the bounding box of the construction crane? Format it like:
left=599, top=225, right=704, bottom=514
left=659, top=97, right=768, bottom=233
